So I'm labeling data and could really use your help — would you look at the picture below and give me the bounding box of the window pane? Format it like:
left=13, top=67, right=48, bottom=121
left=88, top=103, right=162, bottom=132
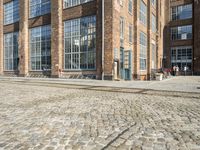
left=64, top=15, right=96, bottom=70
left=4, top=0, right=20, bottom=25
left=151, top=14, right=156, bottom=33
left=64, top=0, right=93, bottom=9
left=171, top=46, right=192, bottom=71
left=30, top=0, right=51, bottom=18
left=30, top=25, right=51, bottom=70
left=171, top=25, right=192, bottom=40
left=140, top=32, right=147, bottom=70
left=139, top=0, right=147, bottom=26
left=4, top=32, right=19, bottom=71
left=171, top=4, right=192, bottom=21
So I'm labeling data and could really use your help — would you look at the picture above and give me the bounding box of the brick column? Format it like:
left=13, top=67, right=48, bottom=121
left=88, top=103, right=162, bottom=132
left=51, top=0, right=63, bottom=78
left=112, top=0, right=120, bottom=79
left=194, top=0, right=200, bottom=75
left=0, top=0, right=3, bottom=75
left=103, top=0, right=114, bottom=80
left=147, top=1, right=152, bottom=79
left=163, top=0, right=170, bottom=69
left=133, top=0, right=139, bottom=79
left=157, top=0, right=166, bottom=69
left=18, top=0, right=29, bottom=76
left=96, top=0, right=103, bottom=80
left=157, top=0, right=161, bottom=69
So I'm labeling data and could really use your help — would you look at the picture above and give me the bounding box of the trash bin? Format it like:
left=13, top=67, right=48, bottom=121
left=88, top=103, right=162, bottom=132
left=155, top=73, right=163, bottom=81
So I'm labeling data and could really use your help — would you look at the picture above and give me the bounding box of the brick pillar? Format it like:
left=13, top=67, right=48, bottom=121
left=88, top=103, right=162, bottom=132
left=158, top=0, right=166, bottom=69
left=112, top=0, right=121, bottom=79
left=163, top=0, right=170, bottom=69
left=194, top=0, right=200, bottom=74
left=18, top=0, right=29, bottom=76
left=51, top=0, right=63, bottom=78
left=0, top=0, right=3, bottom=75
left=96, top=0, right=103, bottom=80
left=147, top=1, right=152, bottom=79
left=157, top=0, right=161, bottom=69
left=103, top=0, right=114, bottom=80
left=133, top=0, right=139, bottom=79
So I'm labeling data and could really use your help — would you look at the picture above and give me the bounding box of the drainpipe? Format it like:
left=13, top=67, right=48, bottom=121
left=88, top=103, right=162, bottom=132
left=102, top=0, right=105, bottom=80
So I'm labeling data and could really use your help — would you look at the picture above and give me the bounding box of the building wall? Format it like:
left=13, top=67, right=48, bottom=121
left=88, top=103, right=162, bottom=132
left=164, top=0, right=200, bottom=75
left=103, top=0, right=113, bottom=80
left=0, top=0, right=3, bottom=75
left=18, top=0, right=29, bottom=77
left=157, top=0, right=166, bottom=70
left=2, top=0, right=20, bottom=76
left=103, top=0, right=162, bottom=80
left=134, top=0, right=148, bottom=80
left=133, top=0, right=161, bottom=80
left=163, top=0, right=170, bottom=69
left=51, top=0, right=63, bottom=78
left=147, top=0, right=158, bottom=79
left=60, top=0, right=102, bottom=79
left=194, top=0, right=200, bottom=74
left=110, top=0, right=134, bottom=80
left=0, top=0, right=102, bottom=78
left=1, top=0, right=199, bottom=79
left=0, top=0, right=163, bottom=80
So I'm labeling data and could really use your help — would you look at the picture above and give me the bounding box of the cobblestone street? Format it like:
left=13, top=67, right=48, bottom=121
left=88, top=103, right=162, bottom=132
left=0, top=77, right=200, bottom=150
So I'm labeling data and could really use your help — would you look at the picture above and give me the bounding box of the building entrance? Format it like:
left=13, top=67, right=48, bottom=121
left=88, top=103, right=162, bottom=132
left=120, top=48, right=132, bottom=80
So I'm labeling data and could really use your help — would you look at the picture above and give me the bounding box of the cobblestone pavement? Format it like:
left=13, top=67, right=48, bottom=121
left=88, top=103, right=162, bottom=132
left=1, top=76, right=200, bottom=93
left=0, top=81, right=200, bottom=150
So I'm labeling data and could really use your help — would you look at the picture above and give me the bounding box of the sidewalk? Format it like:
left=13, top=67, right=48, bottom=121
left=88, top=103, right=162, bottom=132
left=0, top=76, right=200, bottom=93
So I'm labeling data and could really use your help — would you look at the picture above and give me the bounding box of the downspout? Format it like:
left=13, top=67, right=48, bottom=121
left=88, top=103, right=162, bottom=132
left=102, top=0, right=105, bottom=80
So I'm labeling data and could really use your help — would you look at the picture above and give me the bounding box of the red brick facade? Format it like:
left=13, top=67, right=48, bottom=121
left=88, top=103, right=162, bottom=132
left=0, top=0, right=3, bottom=75
left=164, top=0, right=200, bottom=75
left=0, top=0, right=199, bottom=79
left=193, top=0, right=200, bottom=74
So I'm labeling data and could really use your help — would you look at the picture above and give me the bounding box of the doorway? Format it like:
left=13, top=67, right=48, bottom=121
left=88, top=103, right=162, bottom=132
left=120, top=48, right=132, bottom=80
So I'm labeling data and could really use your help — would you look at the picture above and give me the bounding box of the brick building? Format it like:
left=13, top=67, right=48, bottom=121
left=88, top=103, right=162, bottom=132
left=0, top=0, right=199, bottom=80
left=164, top=0, right=200, bottom=75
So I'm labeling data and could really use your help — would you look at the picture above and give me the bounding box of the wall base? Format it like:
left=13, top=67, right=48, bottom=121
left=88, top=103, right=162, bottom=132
left=103, top=75, right=113, bottom=80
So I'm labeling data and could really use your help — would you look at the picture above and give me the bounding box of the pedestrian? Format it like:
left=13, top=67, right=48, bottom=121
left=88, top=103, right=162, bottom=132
left=184, top=65, right=187, bottom=76
left=173, top=66, right=176, bottom=76
left=176, top=65, right=179, bottom=76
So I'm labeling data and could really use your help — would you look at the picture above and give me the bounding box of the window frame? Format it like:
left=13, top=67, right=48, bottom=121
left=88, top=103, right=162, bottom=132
left=3, top=32, right=19, bottom=71
left=128, top=0, right=133, bottom=15
left=139, top=31, right=147, bottom=71
left=64, top=15, right=96, bottom=71
left=63, top=0, right=94, bottom=9
left=29, top=0, right=51, bottom=18
left=171, top=46, right=193, bottom=71
left=151, top=13, right=157, bottom=33
left=171, top=25, right=193, bottom=41
left=151, top=0, right=156, bottom=8
left=120, top=17, right=125, bottom=47
left=151, top=40, right=157, bottom=69
left=29, top=25, right=51, bottom=71
left=3, top=0, right=20, bottom=25
left=139, top=0, right=147, bottom=26
left=171, top=3, right=193, bottom=21
left=129, top=24, right=133, bottom=44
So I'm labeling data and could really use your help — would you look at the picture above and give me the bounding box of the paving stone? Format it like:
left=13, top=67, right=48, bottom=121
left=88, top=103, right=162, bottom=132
left=0, top=79, right=200, bottom=149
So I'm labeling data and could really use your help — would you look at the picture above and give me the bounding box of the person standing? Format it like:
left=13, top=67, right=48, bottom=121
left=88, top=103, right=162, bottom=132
left=173, top=66, right=176, bottom=76
left=184, top=66, right=187, bottom=76
left=176, top=65, right=179, bottom=76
